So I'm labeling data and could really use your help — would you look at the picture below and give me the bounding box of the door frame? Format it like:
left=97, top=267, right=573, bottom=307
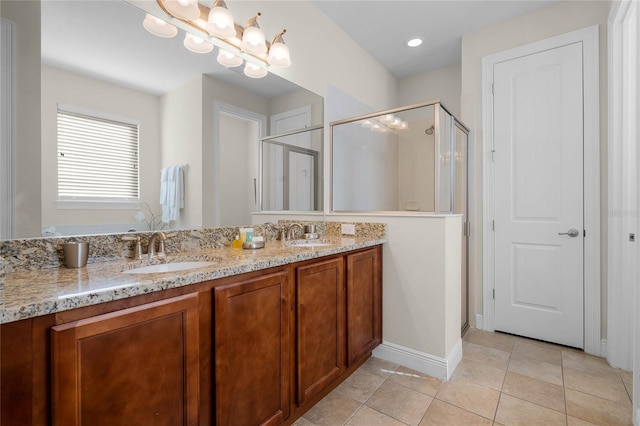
left=1, top=18, right=15, bottom=239
left=481, top=25, right=601, bottom=355
left=607, top=0, right=638, bottom=372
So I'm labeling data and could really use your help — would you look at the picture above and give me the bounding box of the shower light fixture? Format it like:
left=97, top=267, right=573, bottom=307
left=143, top=0, right=292, bottom=78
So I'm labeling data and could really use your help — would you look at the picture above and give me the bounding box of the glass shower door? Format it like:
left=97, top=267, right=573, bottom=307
left=454, top=121, right=469, bottom=335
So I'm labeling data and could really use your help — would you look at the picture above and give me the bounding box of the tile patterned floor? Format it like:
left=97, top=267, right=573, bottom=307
left=294, top=328, right=634, bottom=425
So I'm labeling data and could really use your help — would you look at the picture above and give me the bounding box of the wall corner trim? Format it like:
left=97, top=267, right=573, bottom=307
left=373, top=339, right=463, bottom=381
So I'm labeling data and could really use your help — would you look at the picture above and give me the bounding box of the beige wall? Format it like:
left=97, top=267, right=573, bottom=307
left=399, top=63, right=462, bottom=116
left=228, top=1, right=398, bottom=110
left=1, top=0, right=41, bottom=237
left=460, top=0, right=611, bottom=336
left=160, top=76, right=203, bottom=229
left=269, top=88, right=324, bottom=132
left=40, top=65, right=161, bottom=229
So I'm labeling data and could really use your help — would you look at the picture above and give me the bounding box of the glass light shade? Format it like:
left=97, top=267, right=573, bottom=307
left=184, top=33, right=213, bottom=53
left=241, top=26, right=267, bottom=54
left=267, top=42, right=291, bottom=67
left=243, top=62, right=268, bottom=79
left=165, top=0, right=200, bottom=21
left=206, top=4, right=235, bottom=38
left=143, top=14, right=178, bottom=38
left=217, top=49, right=243, bottom=67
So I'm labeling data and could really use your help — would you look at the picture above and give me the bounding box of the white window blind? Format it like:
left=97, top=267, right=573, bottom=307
left=57, top=107, right=139, bottom=200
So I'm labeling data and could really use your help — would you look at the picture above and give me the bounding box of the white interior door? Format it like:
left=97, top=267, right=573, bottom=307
left=493, top=42, right=584, bottom=348
left=219, top=113, right=258, bottom=226
left=289, top=151, right=313, bottom=211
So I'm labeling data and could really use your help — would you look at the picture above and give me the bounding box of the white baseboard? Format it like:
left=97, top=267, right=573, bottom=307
left=372, top=339, right=463, bottom=381
left=475, top=314, right=484, bottom=330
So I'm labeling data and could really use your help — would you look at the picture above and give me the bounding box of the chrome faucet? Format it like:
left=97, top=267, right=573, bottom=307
left=147, top=231, right=167, bottom=258
left=286, top=223, right=304, bottom=240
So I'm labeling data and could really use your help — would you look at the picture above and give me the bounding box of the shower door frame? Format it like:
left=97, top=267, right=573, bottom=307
left=260, top=126, right=322, bottom=212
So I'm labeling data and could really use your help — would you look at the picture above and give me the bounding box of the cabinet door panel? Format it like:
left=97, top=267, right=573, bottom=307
left=51, top=293, right=200, bottom=426
left=347, top=248, right=382, bottom=366
left=214, top=271, right=291, bottom=426
left=296, top=257, right=345, bottom=405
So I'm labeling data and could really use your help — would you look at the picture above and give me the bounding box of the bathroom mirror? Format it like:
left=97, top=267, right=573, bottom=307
left=2, top=0, right=323, bottom=239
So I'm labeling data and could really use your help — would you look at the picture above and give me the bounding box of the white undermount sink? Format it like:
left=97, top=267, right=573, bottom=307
left=123, top=261, right=216, bottom=274
left=285, top=240, right=332, bottom=248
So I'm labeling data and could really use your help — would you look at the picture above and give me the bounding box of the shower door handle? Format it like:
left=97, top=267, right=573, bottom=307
left=558, top=229, right=580, bottom=238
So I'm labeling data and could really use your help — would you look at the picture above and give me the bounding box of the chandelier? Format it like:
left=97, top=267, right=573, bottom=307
left=142, top=0, right=291, bottom=79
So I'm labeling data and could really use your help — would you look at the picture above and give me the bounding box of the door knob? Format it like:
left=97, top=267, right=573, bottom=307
left=558, top=228, right=580, bottom=238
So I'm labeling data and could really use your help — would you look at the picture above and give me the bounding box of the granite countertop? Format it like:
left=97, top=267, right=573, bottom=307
left=0, top=236, right=385, bottom=324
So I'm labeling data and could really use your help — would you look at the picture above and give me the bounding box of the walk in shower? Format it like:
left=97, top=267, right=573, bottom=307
left=330, top=101, right=471, bottom=333
left=331, top=101, right=468, bottom=215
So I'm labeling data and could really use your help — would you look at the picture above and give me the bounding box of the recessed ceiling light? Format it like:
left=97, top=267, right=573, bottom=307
left=407, top=38, right=423, bottom=48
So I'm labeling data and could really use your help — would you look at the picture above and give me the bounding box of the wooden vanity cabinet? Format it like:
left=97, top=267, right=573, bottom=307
left=0, top=244, right=382, bottom=426
left=346, top=247, right=382, bottom=366
left=213, top=270, right=292, bottom=426
left=295, top=257, right=346, bottom=405
left=51, top=293, right=201, bottom=426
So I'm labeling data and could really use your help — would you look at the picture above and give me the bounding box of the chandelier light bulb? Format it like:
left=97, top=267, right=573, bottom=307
left=267, top=30, right=291, bottom=67
left=206, top=0, right=236, bottom=38
left=184, top=32, right=214, bottom=53
left=217, top=49, right=243, bottom=67
left=382, top=114, right=395, bottom=124
left=243, top=62, right=268, bottom=78
left=165, top=0, right=200, bottom=21
left=142, top=14, right=177, bottom=38
left=241, top=14, right=267, bottom=54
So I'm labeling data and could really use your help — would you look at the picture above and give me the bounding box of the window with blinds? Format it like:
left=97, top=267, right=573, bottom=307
left=57, top=107, right=139, bottom=200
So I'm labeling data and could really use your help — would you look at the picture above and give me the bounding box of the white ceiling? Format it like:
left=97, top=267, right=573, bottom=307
left=41, top=0, right=559, bottom=97
left=311, top=0, right=559, bottom=79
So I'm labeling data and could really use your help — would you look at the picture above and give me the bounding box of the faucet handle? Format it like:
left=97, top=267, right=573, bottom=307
left=121, top=236, right=143, bottom=260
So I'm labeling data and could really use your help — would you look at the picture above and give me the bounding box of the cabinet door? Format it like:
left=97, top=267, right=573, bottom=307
left=51, top=293, right=200, bottom=426
left=214, top=271, right=291, bottom=426
left=296, top=257, right=345, bottom=405
left=347, top=247, right=382, bottom=366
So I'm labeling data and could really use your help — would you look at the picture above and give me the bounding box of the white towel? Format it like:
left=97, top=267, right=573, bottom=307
left=161, top=165, right=184, bottom=222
